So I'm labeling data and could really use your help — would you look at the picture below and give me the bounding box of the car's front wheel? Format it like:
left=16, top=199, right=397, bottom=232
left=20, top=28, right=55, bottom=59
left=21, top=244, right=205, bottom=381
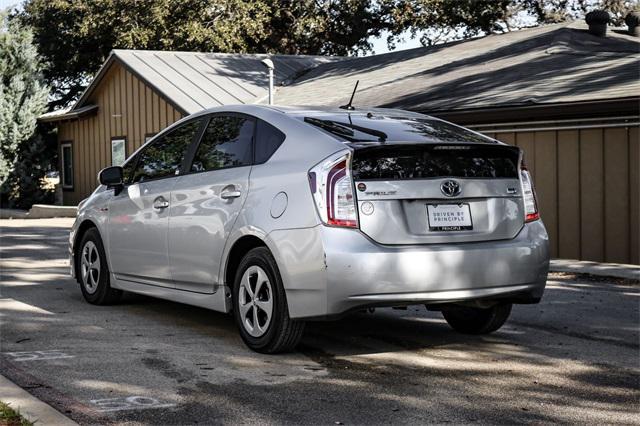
left=77, top=228, right=122, bottom=305
left=441, top=303, right=512, bottom=335
left=232, top=247, right=305, bottom=353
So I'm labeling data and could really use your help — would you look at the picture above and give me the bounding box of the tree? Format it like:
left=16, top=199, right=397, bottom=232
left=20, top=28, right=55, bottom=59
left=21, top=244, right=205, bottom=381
left=16, top=0, right=637, bottom=111
left=0, top=10, right=52, bottom=208
left=384, top=0, right=639, bottom=46
left=380, top=0, right=514, bottom=46
left=2, top=124, right=57, bottom=208
left=15, top=0, right=521, bottom=109
left=17, top=0, right=273, bottom=108
left=518, top=0, right=636, bottom=25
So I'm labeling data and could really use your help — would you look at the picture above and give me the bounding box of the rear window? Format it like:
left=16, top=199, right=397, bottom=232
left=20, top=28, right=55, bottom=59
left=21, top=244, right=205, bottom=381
left=300, top=113, right=495, bottom=144
left=352, top=145, right=520, bottom=180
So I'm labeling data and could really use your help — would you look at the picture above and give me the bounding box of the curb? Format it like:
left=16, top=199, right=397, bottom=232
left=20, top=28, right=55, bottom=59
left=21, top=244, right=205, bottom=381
left=0, top=375, right=78, bottom=426
left=0, top=209, right=28, bottom=219
left=550, top=259, right=640, bottom=281
left=0, top=205, right=77, bottom=219
left=28, top=204, right=77, bottom=219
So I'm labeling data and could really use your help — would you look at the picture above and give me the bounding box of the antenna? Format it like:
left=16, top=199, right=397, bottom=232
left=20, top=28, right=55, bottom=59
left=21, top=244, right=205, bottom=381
left=339, top=80, right=359, bottom=110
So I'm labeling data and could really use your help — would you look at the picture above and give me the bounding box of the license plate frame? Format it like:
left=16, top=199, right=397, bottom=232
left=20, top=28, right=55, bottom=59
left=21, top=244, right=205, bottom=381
left=427, top=203, right=473, bottom=231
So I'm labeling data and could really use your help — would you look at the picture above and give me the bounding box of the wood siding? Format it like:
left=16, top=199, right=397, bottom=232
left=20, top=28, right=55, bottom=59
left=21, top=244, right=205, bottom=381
left=58, top=62, right=183, bottom=205
left=483, top=126, right=639, bottom=264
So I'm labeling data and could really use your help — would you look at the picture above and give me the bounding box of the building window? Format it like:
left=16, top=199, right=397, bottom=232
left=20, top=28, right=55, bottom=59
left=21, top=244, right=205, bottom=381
left=111, top=138, right=126, bottom=166
left=61, top=142, right=73, bottom=189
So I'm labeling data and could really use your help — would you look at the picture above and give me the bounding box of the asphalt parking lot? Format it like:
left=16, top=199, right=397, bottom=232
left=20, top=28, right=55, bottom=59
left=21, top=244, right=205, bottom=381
left=1, top=218, right=638, bottom=425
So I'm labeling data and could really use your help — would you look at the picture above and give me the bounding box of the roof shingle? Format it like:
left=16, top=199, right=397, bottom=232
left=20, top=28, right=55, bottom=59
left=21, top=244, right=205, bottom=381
left=272, top=22, right=640, bottom=112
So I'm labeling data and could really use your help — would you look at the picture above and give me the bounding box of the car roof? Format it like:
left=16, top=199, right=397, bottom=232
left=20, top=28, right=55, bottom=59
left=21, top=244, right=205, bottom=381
left=197, top=104, right=427, bottom=119
left=192, top=104, right=499, bottom=145
left=263, top=104, right=428, bottom=118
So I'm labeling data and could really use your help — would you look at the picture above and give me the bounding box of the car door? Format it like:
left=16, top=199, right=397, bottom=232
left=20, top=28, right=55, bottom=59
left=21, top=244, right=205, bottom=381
left=168, top=113, right=255, bottom=293
left=108, top=119, right=204, bottom=287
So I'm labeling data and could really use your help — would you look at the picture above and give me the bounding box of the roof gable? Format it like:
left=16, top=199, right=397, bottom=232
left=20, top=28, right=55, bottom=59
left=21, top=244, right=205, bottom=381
left=73, top=50, right=343, bottom=115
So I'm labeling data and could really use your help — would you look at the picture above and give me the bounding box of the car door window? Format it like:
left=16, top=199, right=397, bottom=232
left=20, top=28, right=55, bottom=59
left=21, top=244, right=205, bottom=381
left=132, top=119, right=202, bottom=183
left=191, top=115, right=254, bottom=173
left=254, top=119, right=286, bottom=164
left=121, top=152, right=139, bottom=185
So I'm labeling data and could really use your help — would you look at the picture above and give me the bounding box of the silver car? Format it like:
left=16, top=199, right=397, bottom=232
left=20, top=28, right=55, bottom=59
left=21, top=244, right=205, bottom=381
left=70, top=105, right=549, bottom=353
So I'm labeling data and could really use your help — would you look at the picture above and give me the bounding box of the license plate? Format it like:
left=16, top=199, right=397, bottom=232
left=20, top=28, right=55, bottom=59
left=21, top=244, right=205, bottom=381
left=427, top=204, right=473, bottom=231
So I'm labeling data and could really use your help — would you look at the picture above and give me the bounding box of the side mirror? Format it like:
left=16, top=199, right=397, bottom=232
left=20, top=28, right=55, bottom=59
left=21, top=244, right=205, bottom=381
left=99, top=166, right=123, bottom=190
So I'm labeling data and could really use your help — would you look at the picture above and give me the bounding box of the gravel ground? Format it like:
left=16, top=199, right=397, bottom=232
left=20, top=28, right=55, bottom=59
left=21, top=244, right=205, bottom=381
left=1, top=218, right=638, bottom=425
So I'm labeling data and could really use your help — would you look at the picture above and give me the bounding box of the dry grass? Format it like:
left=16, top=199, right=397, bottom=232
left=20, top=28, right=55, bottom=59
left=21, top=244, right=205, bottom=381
left=0, top=402, right=32, bottom=426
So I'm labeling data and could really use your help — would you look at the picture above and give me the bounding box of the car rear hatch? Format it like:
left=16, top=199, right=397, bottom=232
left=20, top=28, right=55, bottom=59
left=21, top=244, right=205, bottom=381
left=351, top=143, right=525, bottom=245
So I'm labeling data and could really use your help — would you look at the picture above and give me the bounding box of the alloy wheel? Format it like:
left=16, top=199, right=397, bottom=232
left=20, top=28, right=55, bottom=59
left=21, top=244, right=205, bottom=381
left=80, top=241, right=100, bottom=294
left=238, top=265, right=274, bottom=337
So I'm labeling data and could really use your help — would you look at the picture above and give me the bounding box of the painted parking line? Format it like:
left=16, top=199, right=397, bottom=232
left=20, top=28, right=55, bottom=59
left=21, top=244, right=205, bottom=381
left=4, top=350, right=74, bottom=362
left=89, top=396, right=176, bottom=413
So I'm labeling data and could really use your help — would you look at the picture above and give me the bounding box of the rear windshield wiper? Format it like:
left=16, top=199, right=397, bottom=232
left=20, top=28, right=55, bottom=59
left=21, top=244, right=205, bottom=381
left=335, top=121, right=387, bottom=142
left=304, top=117, right=387, bottom=142
left=304, top=117, right=357, bottom=140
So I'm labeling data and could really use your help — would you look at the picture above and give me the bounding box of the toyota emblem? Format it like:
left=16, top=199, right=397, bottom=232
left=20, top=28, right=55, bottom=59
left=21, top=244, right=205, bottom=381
left=440, top=180, right=461, bottom=197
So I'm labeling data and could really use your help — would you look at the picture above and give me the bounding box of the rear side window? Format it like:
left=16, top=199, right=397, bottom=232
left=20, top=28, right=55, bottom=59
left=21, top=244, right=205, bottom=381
left=254, top=119, right=285, bottom=164
left=191, top=115, right=254, bottom=172
left=352, top=145, right=520, bottom=180
left=132, top=119, right=202, bottom=183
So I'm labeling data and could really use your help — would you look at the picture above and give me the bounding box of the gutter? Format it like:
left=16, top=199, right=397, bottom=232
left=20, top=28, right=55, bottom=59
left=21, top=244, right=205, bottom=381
left=425, top=97, right=640, bottom=126
left=38, top=105, right=99, bottom=123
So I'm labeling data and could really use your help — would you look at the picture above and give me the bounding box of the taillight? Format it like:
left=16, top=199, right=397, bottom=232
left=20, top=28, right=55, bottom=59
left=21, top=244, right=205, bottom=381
left=308, top=151, right=358, bottom=228
left=520, top=161, right=540, bottom=222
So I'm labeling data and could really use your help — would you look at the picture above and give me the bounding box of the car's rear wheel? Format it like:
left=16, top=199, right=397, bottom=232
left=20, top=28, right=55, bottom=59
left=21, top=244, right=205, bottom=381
left=441, top=303, right=512, bottom=335
left=232, top=247, right=305, bottom=353
left=78, top=228, right=122, bottom=305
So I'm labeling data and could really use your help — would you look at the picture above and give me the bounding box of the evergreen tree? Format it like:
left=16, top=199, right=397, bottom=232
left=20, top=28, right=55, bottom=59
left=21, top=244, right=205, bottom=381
left=0, top=10, right=51, bottom=208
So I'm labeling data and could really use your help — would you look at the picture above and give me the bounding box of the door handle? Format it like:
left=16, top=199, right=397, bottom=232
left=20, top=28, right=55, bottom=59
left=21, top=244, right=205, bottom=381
left=153, top=196, right=170, bottom=209
left=220, top=190, right=242, bottom=199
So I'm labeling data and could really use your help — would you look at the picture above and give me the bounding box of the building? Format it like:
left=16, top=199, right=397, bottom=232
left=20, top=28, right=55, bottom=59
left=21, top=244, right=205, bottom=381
left=272, top=22, right=640, bottom=264
left=41, top=22, right=639, bottom=264
left=39, top=50, right=342, bottom=205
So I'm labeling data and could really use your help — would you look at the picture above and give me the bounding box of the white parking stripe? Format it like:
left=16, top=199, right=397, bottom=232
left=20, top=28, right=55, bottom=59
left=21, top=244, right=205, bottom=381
left=4, top=350, right=74, bottom=362
left=89, top=396, right=175, bottom=412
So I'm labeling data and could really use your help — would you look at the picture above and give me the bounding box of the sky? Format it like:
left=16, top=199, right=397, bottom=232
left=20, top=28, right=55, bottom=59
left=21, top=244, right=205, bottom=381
left=369, top=31, right=424, bottom=55
left=0, top=0, right=16, bottom=9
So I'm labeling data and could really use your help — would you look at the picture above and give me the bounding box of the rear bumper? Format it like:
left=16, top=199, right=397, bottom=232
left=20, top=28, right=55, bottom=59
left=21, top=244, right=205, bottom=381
left=268, top=221, right=549, bottom=319
left=323, top=220, right=549, bottom=316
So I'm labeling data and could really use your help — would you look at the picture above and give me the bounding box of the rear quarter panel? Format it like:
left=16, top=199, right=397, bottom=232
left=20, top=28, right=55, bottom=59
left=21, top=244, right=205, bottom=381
left=220, top=109, right=345, bottom=290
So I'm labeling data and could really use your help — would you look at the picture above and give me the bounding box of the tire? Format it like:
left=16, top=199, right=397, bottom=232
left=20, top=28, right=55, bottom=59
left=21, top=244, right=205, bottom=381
left=232, top=247, right=305, bottom=353
left=77, top=228, right=122, bottom=305
left=441, top=303, right=512, bottom=335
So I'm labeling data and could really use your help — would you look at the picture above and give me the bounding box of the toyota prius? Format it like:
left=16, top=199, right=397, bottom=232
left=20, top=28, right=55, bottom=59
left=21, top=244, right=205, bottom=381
left=70, top=105, right=549, bottom=353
